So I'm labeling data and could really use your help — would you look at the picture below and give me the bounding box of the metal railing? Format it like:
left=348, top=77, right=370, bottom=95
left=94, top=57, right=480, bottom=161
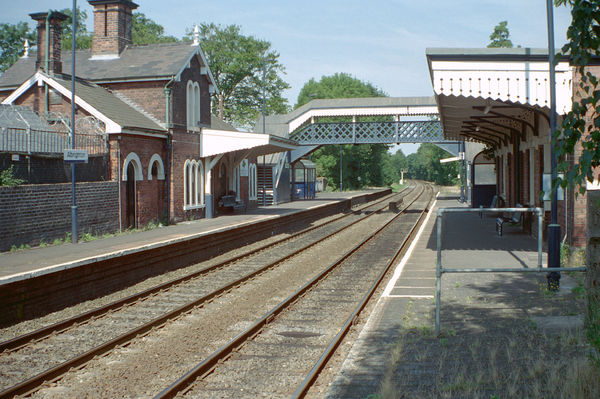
left=0, top=126, right=107, bottom=155
left=434, top=207, right=587, bottom=335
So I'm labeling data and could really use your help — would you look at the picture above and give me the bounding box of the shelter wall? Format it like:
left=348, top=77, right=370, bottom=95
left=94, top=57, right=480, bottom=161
left=108, top=134, right=167, bottom=228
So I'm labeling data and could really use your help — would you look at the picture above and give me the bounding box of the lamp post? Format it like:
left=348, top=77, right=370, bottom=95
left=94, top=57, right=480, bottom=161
left=261, top=56, right=267, bottom=206
left=546, top=0, right=561, bottom=290
left=70, top=0, right=78, bottom=243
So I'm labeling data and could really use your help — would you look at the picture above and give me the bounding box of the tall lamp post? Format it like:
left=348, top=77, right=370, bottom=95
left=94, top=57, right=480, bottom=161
left=546, top=0, right=561, bottom=290
left=70, top=0, right=78, bottom=243
left=261, top=56, right=268, bottom=206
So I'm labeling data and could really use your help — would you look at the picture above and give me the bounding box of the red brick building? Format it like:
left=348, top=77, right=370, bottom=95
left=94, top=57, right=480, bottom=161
left=0, top=1, right=295, bottom=232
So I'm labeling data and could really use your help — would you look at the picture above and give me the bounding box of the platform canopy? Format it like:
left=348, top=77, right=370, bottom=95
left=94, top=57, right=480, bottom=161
left=200, top=129, right=297, bottom=159
left=426, top=48, right=572, bottom=148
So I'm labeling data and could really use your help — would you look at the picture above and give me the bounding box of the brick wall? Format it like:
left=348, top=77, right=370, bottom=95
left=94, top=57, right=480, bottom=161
left=91, top=1, right=135, bottom=56
left=105, top=81, right=166, bottom=124
left=0, top=154, right=110, bottom=183
left=108, top=134, right=168, bottom=228
left=0, top=181, right=119, bottom=251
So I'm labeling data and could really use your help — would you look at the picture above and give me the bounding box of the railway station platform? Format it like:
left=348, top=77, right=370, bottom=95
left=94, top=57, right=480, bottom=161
left=325, top=187, right=584, bottom=399
left=0, top=189, right=387, bottom=284
left=0, top=188, right=390, bottom=327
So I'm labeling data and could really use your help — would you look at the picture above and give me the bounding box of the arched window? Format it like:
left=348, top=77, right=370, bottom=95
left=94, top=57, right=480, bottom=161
left=183, top=158, right=205, bottom=210
left=197, top=161, right=205, bottom=205
left=234, top=166, right=240, bottom=201
left=187, top=80, right=195, bottom=130
left=147, top=154, right=165, bottom=180
left=249, top=163, right=257, bottom=200
left=122, top=152, right=143, bottom=181
left=194, top=82, right=201, bottom=127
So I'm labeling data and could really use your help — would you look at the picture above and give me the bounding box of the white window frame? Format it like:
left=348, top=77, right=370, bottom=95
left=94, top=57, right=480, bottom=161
left=183, top=158, right=205, bottom=210
left=249, top=163, right=257, bottom=200
left=194, top=82, right=201, bottom=128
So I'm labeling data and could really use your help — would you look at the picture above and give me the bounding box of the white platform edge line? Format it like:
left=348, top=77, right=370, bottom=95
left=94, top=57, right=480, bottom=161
left=385, top=295, right=434, bottom=299
left=382, top=195, right=438, bottom=298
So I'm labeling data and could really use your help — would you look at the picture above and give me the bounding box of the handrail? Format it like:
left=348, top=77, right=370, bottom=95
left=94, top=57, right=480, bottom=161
left=434, top=207, right=586, bottom=335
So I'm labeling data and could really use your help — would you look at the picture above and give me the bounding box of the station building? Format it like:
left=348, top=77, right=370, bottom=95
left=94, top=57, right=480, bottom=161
left=0, top=0, right=295, bottom=241
left=427, top=47, right=594, bottom=248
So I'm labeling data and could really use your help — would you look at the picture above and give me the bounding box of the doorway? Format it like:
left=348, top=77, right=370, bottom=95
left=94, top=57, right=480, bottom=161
left=126, top=162, right=136, bottom=229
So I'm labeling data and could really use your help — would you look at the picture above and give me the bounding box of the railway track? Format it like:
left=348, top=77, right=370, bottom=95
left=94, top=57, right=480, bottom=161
left=0, top=185, right=418, bottom=398
left=153, top=181, right=434, bottom=399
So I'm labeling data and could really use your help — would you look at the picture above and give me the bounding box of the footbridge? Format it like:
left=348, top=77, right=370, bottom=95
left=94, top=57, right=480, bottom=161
left=257, top=96, right=457, bottom=162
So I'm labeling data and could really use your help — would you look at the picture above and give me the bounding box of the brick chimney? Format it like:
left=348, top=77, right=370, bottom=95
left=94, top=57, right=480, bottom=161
left=89, top=0, right=139, bottom=58
left=30, top=11, right=68, bottom=74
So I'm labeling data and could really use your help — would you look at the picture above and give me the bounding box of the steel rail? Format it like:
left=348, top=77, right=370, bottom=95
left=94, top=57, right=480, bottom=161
left=0, top=187, right=413, bottom=399
left=292, top=184, right=434, bottom=398
left=153, top=182, right=429, bottom=399
left=0, top=187, right=410, bottom=355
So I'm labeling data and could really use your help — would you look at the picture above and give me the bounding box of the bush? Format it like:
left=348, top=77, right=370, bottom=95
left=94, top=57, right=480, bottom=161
left=0, top=166, right=25, bottom=187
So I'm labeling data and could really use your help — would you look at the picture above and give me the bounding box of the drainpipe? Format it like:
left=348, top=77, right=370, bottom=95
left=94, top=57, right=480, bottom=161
left=44, top=11, right=51, bottom=116
left=164, top=77, right=174, bottom=224
left=117, top=138, right=122, bottom=232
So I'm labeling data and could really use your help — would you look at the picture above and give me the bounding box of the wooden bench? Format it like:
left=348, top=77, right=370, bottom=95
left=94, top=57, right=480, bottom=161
left=496, top=203, right=522, bottom=236
left=218, top=195, right=246, bottom=214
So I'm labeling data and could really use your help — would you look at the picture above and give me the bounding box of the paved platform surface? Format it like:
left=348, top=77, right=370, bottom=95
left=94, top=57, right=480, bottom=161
left=0, top=190, right=380, bottom=284
left=325, top=188, right=581, bottom=398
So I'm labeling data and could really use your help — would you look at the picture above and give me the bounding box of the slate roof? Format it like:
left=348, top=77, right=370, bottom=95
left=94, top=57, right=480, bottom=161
left=210, top=115, right=239, bottom=132
left=0, top=41, right=206, bottom=90
left=48, top=73, right=166, bottom=133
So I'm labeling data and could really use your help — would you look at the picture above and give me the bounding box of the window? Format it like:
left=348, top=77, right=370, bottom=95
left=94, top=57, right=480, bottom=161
left=186, top=81, right=194, bottom=130
left=186, top=80, right=201, bottom=131
left=183, top=159, right=204, bottom=210
left=234, top=166, right=240, bottom=201
left=249, top=163, right=257, bottom=200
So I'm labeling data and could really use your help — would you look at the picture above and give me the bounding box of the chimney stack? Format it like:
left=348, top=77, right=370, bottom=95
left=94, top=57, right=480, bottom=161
left=88, top=0, right=139, bottom=58
left=30, top=11, right=68, bottom=74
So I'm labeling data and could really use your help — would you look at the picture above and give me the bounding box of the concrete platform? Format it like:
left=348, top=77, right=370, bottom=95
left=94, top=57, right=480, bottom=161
left=0, top=190, right=385, bottom=285
left=325, top=188, right=582, bottom=399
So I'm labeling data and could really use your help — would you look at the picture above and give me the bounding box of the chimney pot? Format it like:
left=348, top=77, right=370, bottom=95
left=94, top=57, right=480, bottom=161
left=88, top=0, right=139, bottom=58
left=30, top=11, right=68, bottom=74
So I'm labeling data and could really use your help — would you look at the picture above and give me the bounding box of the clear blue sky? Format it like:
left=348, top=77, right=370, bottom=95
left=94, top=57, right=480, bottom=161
left=4, top=1, right=572, bottom=153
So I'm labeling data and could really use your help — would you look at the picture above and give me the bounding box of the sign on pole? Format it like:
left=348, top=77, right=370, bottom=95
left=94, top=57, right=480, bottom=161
left=63, top=149, right=88, bottom=163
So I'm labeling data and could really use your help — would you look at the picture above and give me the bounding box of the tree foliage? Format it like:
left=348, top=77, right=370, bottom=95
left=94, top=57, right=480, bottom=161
left=191, top=23, right=290, bottom=129
left=488, top=20, right=513, bottom=48
left=555, top=0, right=600, bottom=195
left=296, top=72, right=386, bottom=108
left=406, top=143, right=458, bottom=185
left=59, top=7, right=93, bottom=50
left=132, top=12, right=178, bottom=46
left=0, top=21, right=36, bottom=72
left=295, top=73, right=393, bottom=190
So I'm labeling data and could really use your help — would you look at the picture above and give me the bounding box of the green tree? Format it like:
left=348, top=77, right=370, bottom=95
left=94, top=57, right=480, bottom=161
left=132, top=12, right=178, bottom=46
left=406, top=143, right=458, bottom=185
left=296, top=73, right=386, bottom=108
left=554, top=0, right=600, bottom=366
left=59, top=7, right=93, bottom=50
left=0, top=21, right=36, bottom=72
left=189, top=23, right=289, bottom=129
left=488, top=20, right=513, bottom=48
left=295, top=73, right=391, bottom=190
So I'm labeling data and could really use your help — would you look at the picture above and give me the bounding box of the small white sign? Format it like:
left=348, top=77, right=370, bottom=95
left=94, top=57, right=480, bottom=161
left=543, top=173, right=564, bottom=201
left=64, top=149, right=88, bottom=163
left=239, top=159, right=249, bottom=177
